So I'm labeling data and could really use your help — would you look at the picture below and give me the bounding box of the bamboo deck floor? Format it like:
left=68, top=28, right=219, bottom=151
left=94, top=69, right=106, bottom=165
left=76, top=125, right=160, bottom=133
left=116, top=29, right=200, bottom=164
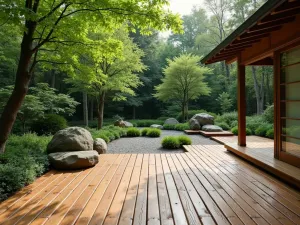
left=1, top=144, right=300, bottom=225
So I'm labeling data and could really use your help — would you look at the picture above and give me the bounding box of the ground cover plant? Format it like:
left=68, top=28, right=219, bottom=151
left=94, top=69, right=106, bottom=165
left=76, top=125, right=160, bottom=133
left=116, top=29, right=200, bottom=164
left=146, top=128, right=161, bottom=137
left=126, top=128, right=141, bottom=137
left=0, top=134, right=51, bottom=201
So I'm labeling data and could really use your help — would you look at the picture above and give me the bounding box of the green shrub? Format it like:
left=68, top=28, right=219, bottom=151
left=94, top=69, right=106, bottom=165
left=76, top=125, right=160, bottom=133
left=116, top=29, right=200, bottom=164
left=30, top=114, right=67, bottom=135
left=215, top=112, right=238, bottom=127
left=266, top=129, right=274, bottom=139
left=176, top=110, right=218, bottom=122
left=246, top=115, right=265, bottom=132
left=0, top=134, right=51, bottom=201
left=175, top=123, right=189, bottom=131
left=177, top=135, right=192, bottom=146
left=126, top=128, right=141, bottom=137
left=263, top=104, right=274, bottom=123
left=161, top=136, right=180, bottom=149
left=216, top=122, right=230, bottom=130
left=230, top=120, right=238, bottom=128
left=141, top=128, right=150, bottom=136
left=163, top=124, right=176, bottom=130
left=255, top=123, right=273, bottom=137
left=132, top=120, right=164, bottom=127
left=146, top=128, right=161, bottom=137
left=98, top=134, right=110, bottom=143
left=231, top=126, right=252, bottom=135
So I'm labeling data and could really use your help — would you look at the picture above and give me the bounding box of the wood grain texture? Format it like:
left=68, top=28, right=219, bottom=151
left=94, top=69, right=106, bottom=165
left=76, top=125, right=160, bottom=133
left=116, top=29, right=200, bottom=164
left=0, top=144, right=299, bottom=225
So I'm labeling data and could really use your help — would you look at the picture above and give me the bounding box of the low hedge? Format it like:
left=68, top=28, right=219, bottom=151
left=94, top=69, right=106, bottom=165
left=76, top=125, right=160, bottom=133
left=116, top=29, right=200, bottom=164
left=146, top=128, right=161, bottom=137
left=126, top=128, right=141, bottom=137
left=0, top=134, right=51, bottom=201
left=161, top=135, right=192, bottom=149
left=163, top=123, right=189, bottom=131
left=231, top=126, right=252, bottom=135
left=30, top=114, right=67, bottom=135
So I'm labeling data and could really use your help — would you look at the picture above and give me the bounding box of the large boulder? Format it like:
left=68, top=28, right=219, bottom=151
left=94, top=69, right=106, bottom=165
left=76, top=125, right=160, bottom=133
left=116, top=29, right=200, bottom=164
left=48, top=151, right=99, bottom=170
left=150, top=124, right=163, bottom=129
left=191, top=113, right=214, bottom=126
left=189, top=118, right=201, bottom=130
left=114, top=120, right=133, bottom=128
left=164, top=118, right=179, bottom=125
left=94, top=138, right=107, bottom=154
left=47, top=127, right=93, bottom=154
left=202, top=125, right=223, bottom=132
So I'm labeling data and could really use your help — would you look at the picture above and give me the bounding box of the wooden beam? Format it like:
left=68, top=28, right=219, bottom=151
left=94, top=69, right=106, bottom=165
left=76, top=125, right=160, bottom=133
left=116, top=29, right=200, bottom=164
left=272, top=0, right=300, bottom=15
left=259, top=8, right=299, bottom=24
left=237, top=55, right=246, bottom=146
left=225, top=56, right=237, bottom=65
left=239, top=32, right=270, bottom=41
left=248, top=17, right=294, bottom=33
left=231, top=37, right=263, bottom=46
left=240, top=27, right=280, bottom=39
left=249, top=57, right=273, bottom=65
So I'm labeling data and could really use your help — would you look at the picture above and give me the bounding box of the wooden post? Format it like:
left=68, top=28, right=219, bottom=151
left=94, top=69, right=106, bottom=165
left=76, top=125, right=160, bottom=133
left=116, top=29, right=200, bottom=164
left=237, top=55, right=246, bottom=146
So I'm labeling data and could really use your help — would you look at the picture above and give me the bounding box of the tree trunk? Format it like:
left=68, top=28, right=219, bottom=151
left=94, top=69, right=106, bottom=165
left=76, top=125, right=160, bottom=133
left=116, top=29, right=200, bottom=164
left=133, top=106, right=136, bottom=120
left=97, top=92, right=105, bottom=129
left=83, top=92, right=88, bottom=127
left=89, top=99, right=94, bottom=120
left=181, top=103, right=185, bottom=122
left=251, top=66, right=264, bottom=114
left=0, top=20, right=36, bottom=153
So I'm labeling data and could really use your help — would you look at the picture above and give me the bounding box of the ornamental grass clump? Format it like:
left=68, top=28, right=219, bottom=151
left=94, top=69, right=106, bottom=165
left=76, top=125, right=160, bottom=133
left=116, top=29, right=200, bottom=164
left=141, top=128, right=150, bottom=136
left=146, top=128, right=161, bottom=137
left=126, top=128, right=141, bottom=137
left=161, top=136, right=180, bottom=149
left=177, top=135, right=192, bottom=146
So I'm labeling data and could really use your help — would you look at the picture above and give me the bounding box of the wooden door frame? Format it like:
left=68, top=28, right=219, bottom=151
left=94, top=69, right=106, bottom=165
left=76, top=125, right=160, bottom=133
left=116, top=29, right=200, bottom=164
left=274, top=40, right=300, bottom=168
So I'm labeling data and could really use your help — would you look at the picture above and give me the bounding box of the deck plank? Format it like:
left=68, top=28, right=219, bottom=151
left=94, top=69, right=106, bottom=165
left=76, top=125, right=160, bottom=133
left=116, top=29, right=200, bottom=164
left=133, top=154, right=149, bottom=225
left=192, top=145, right=299, bottom=225
left=1, top=141, right=300, bottom=225
left=118, top=154, right=143, bottom=225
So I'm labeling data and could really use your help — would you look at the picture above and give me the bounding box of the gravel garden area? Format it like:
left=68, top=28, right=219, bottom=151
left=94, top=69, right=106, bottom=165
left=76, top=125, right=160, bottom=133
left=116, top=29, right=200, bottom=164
left=107, top=129, right=217, bottom=154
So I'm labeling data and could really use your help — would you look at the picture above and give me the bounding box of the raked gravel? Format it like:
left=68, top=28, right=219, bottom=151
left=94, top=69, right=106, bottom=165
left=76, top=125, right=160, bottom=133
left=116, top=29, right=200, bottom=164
left=107, top=129, right=217, bottom=154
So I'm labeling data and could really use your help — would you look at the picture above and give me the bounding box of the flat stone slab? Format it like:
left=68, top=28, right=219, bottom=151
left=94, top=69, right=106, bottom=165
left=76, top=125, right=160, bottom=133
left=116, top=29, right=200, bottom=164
left=49, top=151, right=99, bottom=170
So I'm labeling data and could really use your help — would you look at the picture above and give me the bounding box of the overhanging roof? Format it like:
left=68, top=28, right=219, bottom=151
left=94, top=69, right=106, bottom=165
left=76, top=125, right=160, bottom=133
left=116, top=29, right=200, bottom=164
left=201, top=0, right=300, bottom=64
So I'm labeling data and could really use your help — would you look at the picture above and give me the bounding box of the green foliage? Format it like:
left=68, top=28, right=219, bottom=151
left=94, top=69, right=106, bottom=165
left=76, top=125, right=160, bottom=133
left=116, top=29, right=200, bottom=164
left=0, top=84, right=78, bottom=133
left=163, top=124, right=176, bottom=130
left=263, top=104, right=274, bottom=123
left=88, top=126, right=127, bottom=143
left=216, top=92, right=233, bottom=113
left=133, top=120, right=164, bottom=127
left=141, top=128, right=150, bottom=136
left=255, top=123, right=273, bottom=137
left=0, top=134, right=51, bottom=201
left=246, top=115, right=265, bottom=133
left=177, top=135, right=192, bottom=146
left=161, top=136, right=180, bottom=149
left=175, top=123, right=190, bottom=131
left=30, top=114, right=67, bottom=135
left=155, top=54, right=211, bottom=120
left=266, top=129, right=274, bottom=139
left=146, top=128, right=161, bottom=137
left=216, top=122, right=230, bottom=131
left=215, top=112, right=238, bottom=128
left=176, top=110, right=218, bottom=122
left=126, top=128, right=141, bottom=137
left=231, top=126, right=252, bottom=135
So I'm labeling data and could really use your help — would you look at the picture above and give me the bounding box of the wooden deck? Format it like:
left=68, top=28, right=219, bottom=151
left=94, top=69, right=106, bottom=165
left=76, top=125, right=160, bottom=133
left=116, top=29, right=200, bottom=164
left=199, top=131, right=234, bottom=137
left=212, top=136, right=300, bottom=189
left=1, top=145, right=300, bottom=225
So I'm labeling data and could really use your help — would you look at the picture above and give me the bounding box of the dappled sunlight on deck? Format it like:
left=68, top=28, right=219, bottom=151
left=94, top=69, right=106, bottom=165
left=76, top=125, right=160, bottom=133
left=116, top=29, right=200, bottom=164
left=1, top=143, right=300, bottom=225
